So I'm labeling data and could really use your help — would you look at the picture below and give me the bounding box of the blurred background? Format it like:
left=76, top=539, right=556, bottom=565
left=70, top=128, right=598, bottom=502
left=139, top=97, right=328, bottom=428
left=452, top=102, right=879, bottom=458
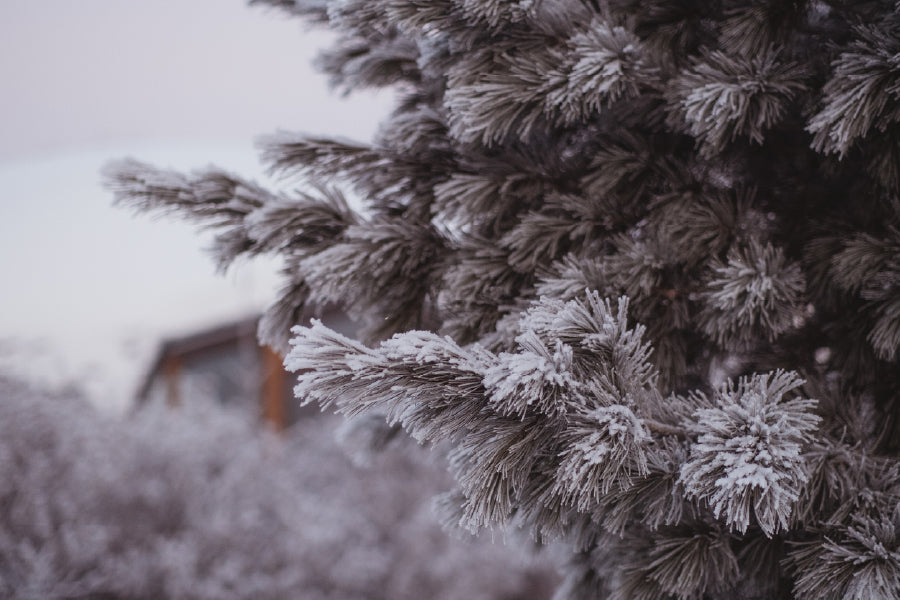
left=0, top=5, right=561, bottom=598
left=0, top=0, right=393, bottom=412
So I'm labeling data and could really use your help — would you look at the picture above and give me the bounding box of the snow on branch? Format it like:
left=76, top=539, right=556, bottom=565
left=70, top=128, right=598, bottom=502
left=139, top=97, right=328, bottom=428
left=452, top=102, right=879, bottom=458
left=288, top=291, right=669, bottom=535
left=382, top=0, right=460, bottom=34
left=808, top=20, right=900, bottom=157
left=258, top=133, right=438, bottom=209
left=718, top=0, right=810, bottom=56
left=679, top=370, right=820, bottom=537
left=432, top=169, right=549, bottom=233
left=667, top=48, right=808, bottom=157
left=444, top=19, right=657, bottom=146
left=454, top=0, right=534, bottom=29
left=103, top=158, right=356, bottom=271
left=549, top=23, right=658, bottom=122
left=315, top=33, right=422, bottom=92
left=653, top=186, right=769, bottom=266
left=555, top=404, right=651, bottom=510
left=299, top=219, right=445, bottom=339
left=596, top=437, right=688, bottom=536
left=698, top=240, right=806, bottom=349
left=448, top=413, right=554, bottom=530
left=789, top=511, right=900, bottom=600
left=287, top=320, right=492, bottom=442
left=104, top=158, right=272, bottom=223
left=259, top=134, right=391, bottom=186
left=484, top=331, right=584, bottom=419
left=829, top=227, right=900, bottom=361
left=519, top=293, right=657, bottom=394
left=437, top=239, right=530, bottom=345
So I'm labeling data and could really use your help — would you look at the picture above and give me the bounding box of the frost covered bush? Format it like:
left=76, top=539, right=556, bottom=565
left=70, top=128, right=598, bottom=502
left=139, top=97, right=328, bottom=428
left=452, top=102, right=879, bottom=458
left=0, top=377, right=554, bottom=600
left=105, top=1, right=900, bottom=598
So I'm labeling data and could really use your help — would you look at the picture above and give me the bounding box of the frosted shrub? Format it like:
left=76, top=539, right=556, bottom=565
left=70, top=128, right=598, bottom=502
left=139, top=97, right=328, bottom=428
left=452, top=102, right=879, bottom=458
left=0, top=377, right=554, bottom=599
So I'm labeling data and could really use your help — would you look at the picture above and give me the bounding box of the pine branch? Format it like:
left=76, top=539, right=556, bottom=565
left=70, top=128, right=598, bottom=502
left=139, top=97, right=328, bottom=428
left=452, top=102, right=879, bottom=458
left=643, top=418, right=687, bottom=438
left=808, top=18, right=900, bottom=157
left=667, top=48, right=809, bottom=158
left=249, top=0, right=329, bottom=22
left=104, top=158, right=355, bottom=270
left=316, top=33, right=422, bottom=92
left=444, top=19, right=659, bottom=146
left=680, top=370, right=821, bottom=537
left=789, top=511, right=900, bottom=600
left=699, top=239, right=807, bottom=349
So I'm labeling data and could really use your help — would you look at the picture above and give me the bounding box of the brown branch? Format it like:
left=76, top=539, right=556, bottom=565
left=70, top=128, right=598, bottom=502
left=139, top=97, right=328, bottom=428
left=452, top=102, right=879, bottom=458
left=644, top=418, right=688, bottom=440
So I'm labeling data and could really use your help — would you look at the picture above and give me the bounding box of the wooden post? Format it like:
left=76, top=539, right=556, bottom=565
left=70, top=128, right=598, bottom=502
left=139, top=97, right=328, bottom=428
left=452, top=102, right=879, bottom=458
left=261, top=345, right=286, bottom=431
left=164, top=356, right=181, bottom=408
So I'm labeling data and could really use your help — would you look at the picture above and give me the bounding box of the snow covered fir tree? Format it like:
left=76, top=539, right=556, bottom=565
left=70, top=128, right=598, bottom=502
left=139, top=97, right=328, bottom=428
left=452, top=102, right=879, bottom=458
left=106, top=0, right=900, bottom=598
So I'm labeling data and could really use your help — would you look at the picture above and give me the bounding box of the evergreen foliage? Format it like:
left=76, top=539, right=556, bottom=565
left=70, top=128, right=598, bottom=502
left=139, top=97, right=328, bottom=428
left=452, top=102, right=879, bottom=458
left=106, top=1, right=900, bottom=597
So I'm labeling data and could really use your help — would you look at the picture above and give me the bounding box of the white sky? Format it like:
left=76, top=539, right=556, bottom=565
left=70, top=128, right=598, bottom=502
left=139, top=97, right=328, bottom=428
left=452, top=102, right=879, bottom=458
left=0, top=1, right=393, bottom=411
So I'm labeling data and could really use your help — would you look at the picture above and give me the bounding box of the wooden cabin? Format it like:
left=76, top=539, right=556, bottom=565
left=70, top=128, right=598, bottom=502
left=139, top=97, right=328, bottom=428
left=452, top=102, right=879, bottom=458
left=135, top=310, right=354, bottom=430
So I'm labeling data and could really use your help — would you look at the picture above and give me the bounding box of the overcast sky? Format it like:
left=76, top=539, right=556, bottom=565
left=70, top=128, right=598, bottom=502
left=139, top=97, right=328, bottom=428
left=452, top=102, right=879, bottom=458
left=0, top=1, right=392, bottom=411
